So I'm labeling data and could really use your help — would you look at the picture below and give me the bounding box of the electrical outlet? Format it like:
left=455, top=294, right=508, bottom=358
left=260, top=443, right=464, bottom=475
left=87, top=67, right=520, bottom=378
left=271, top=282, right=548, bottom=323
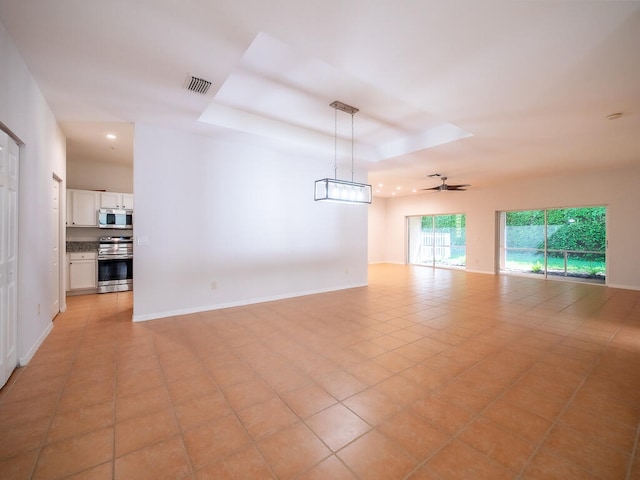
left=211, top=281, right=217, bottom=290
left=37, top=303, right=41, bottom=315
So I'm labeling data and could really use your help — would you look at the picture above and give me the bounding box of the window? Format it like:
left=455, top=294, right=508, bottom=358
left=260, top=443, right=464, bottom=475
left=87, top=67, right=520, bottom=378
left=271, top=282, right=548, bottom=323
left=408, top=214, right=466, bottom=268
left=499, top=207, right=606, bottom=284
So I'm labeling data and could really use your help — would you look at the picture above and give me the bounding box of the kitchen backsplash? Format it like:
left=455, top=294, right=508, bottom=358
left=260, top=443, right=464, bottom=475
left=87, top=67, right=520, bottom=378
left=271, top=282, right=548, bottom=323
left=66, top=227, right=130, bottom=241
left=66, top=241, right=99, bottom=252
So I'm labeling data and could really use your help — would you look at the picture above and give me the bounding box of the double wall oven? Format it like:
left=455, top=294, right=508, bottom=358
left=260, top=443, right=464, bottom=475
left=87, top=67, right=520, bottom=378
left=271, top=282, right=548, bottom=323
left=97, top=236, right=133, bottom=293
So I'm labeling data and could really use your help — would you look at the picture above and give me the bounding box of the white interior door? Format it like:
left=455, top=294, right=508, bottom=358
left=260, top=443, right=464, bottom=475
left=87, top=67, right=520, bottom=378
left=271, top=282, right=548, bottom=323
left=52, top=177, right=60, bottom=318
left=0, top=130, right=19, bottom=387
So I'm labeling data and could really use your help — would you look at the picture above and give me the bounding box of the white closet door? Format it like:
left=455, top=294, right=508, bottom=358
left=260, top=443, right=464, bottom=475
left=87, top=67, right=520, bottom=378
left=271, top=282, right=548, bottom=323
left=0, top=130, right=19, bottom=387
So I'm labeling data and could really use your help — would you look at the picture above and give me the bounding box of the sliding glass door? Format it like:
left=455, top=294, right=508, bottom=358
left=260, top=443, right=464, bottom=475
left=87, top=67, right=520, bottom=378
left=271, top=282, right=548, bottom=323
left=499, top=207, right=606, bottom=284
left=408, top=214, right=466, bottom=268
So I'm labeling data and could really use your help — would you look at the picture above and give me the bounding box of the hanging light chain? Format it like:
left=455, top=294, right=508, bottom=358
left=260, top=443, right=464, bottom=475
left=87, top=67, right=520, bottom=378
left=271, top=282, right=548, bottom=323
left=334, top=106, right=338, bottom=180
left=330, top=100, right=359, bottom=182
left=351, top=112, right=355, bottom=183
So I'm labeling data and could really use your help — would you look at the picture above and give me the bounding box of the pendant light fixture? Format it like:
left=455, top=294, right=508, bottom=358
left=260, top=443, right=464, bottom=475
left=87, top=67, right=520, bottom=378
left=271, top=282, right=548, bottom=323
left=314, top=101, right=372, bottom=204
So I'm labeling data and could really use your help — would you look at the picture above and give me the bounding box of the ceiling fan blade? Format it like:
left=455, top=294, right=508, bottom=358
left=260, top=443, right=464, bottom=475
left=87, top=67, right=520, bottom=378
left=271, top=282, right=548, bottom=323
left=421, top=175, right=471, bottom=191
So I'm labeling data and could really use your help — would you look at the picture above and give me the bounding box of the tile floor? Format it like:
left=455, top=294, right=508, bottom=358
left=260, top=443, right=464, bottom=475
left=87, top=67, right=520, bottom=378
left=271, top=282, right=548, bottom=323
left=1, top=264, right=639, bottom=479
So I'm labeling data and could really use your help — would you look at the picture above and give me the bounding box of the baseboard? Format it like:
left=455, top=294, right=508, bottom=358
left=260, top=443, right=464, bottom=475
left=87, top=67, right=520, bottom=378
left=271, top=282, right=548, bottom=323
left=464, top=268, right=495, bottom=275
left=66, top=288, right=98, bottom=296
left=607, top=283, right=640, bottom=291
left=132, top=282, right=368, bottom=323
left=19, top=321, right=53, bottom=366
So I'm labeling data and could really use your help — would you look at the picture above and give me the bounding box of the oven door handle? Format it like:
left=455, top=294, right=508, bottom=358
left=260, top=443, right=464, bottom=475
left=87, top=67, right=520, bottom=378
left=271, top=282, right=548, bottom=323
left=98, top=255, right=133, bottom=260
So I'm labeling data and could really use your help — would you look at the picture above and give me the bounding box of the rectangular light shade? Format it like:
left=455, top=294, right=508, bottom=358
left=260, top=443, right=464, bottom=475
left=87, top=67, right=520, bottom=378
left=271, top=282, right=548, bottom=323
left=314, top=178, right=372, bottom=204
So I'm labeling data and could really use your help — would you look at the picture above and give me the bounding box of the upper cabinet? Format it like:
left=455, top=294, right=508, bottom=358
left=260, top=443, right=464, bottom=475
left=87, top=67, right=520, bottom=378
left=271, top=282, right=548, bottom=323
left=67, top=189, right=98, bottom=227
left=67, top=189, right=134, bottom=227
left=100, top=192, right=134, bottom=210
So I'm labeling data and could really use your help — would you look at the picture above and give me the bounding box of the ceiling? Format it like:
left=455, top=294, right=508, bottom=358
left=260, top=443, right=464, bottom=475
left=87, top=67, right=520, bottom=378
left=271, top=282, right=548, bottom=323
left=1, top=0, right=639, bottom=197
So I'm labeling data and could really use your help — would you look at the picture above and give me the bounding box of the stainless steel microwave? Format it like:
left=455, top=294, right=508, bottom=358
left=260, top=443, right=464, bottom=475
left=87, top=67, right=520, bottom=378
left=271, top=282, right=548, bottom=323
left=98, top=208, right=133, bottom=229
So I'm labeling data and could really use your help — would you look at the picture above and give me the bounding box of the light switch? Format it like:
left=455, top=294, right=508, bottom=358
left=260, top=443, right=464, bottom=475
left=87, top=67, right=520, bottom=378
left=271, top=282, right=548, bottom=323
left=137, top=235, right=149, bottom=246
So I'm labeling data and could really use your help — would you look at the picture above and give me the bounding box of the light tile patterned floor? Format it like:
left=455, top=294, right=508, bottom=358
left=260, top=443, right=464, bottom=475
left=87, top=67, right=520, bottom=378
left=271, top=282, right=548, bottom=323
left=1, top=264, right=639, bottom=479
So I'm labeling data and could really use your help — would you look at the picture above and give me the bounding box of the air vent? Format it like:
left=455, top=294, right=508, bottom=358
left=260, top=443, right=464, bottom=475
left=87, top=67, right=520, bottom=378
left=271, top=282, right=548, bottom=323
left=184, top=75, right=212, bottom=95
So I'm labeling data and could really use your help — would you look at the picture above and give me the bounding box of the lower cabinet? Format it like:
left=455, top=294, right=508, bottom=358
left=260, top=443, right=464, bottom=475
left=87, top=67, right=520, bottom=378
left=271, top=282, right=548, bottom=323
left=68, top=252, right=97, bottom=290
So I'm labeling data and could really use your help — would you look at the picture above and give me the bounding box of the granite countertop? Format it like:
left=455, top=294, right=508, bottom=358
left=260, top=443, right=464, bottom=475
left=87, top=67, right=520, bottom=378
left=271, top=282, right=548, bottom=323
left=66, top=241, right=99, bottom=253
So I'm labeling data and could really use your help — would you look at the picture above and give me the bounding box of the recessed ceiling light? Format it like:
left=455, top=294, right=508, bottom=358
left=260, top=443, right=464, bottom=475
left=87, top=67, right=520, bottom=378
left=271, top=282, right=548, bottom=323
left=392, top=192, right=397, bottom=195
left=412, top=189, right=417, bottom=193
left=396, top=186, right=402, bottom=190
left=606, top=112, right=623, bottom=120
left=378, top=183, right=384, bottom=187
left=106, top=133, right=117, bottom=140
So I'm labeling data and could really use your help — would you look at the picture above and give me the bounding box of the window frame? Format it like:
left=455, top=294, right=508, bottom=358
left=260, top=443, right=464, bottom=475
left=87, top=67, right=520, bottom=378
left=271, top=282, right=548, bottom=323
left=498, top=206, right=607, bottom=284
left=407, top=213, right=467, bottom=269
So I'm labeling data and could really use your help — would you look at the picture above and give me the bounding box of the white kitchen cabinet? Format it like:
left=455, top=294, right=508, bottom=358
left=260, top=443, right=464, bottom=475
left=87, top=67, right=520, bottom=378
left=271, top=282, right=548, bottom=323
left=67, top=189, right=98, bottom=227
left=68, top=252, right=97, bottom=290
left=100, top=192, right=134, bottom=209
left=122, top=193, right=134, bottom=209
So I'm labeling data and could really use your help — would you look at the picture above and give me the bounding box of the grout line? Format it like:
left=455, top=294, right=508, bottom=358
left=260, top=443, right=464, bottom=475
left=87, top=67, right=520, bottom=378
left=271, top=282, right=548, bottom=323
left=183, top=312, right=282, bottom=479
left=627, top=421, right=640, bottom=480
left=516, top=303, right=628, bottom=480
left=111, top=300, right=118, bottom=480
left=147, top=317, right=199, bottom=478
left=399, top=355, right=527, bottom=478
left=620, top=296, right=640, bottom=480
left=513, top=358, right=600, bottom=479
left=27, top=296, right=93, bottom=480
left=296, top=291, right=578, bottom=478
left=400, top=319, right=600, bottom=480
left=0, top=365, right=25, bottom=406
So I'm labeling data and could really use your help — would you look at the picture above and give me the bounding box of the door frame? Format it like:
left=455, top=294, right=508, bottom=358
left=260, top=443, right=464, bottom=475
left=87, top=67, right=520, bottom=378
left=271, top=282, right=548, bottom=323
left=0, top=129, right=19, bottom=387
left=52, top=174, right=66, bottom=316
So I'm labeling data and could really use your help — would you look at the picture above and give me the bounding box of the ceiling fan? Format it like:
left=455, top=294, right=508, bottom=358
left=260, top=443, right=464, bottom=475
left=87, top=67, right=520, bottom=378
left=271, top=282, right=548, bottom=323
left=422, top=173, right=471, bottom=191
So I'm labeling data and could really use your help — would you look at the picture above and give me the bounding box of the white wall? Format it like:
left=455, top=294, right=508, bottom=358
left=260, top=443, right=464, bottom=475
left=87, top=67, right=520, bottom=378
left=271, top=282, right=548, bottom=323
left=0, top=20, right=67, bottom=364
left=67, top=158, right=132, bottom=193
left=368, top=196, right=388, bottom=263
left=133, top=124, right=369, bottom=321
left=371, top=165, right=640, bottom=290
